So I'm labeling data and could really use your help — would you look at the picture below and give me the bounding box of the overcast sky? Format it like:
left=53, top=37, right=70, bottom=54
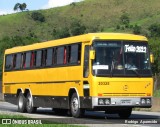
left=0, top=0, right=83, bottom=15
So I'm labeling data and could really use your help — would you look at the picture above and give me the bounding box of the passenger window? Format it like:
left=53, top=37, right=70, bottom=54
left=57, top=47, right=64, bottom=65
left=30, top=51, right=36, bottom=67
left=70, top=44, right=81, bottom=64
left=15, top=53, right=22, bottom=69
left=68, top=45, right=71, bottom=64
left=42, top=49, right=47, bottom=66
left=36, top=50, right=42, bottom=67
left=53, top=48, right=56, bottom=65
left=25, top=52, right=31, bottom=68
left=46, top=48, right=53, bottom=66
left=21, top=53, right=25, bottom=68
left=64, top=46, right=67, bottom=64
left=78, top=44, right=81, bottom=63
left=13, top=54, right=17, bottom=69
left=5, top=55, right=13, bottom=71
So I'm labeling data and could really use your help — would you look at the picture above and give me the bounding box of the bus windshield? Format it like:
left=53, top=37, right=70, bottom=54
left=92, top=41, right=152, bottom=77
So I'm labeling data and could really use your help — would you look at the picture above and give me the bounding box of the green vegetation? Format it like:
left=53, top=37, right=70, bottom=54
left=31, top=12, right=45, bottom=22
left=154, top=89, right=160, bottom=97
left=1, top=0, right=160, bottom=40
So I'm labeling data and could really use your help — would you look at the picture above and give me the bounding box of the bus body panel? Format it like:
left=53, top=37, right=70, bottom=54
left=2, top=33, right=153, bottom=116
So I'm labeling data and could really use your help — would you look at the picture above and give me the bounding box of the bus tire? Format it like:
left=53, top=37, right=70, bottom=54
left=70, top=93, right=85, bottom=118
left=26, top=93, right=37, bottom=113
left=118, top=108, right=132, bottom=119
left=17, top=92, right=26, bottom=113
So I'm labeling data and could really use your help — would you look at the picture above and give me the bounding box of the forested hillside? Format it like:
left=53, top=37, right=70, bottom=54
left=0, top=0, right=160, bottom=74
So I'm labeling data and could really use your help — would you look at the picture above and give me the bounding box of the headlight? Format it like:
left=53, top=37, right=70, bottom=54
left=105, top=99, right=110, bottom=105
left=98, top=99, right=104, bottom=105
left=98, top=98, right=111, bottom=105
left=141, top=99, right=146, bottom=104
left=146, top=98, right=151, bottom=104
left=141, top=98, right=151, bottom=105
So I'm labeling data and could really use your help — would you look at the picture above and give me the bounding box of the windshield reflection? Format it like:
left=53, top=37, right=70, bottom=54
left=92, top=41, right=152, bottom=77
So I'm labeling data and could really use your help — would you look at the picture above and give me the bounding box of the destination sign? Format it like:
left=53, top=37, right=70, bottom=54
left=124, top=45, right=147, bottom=53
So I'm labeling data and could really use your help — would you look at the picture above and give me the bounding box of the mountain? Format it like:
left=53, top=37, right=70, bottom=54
left=0, top=0, right=160, bottom=41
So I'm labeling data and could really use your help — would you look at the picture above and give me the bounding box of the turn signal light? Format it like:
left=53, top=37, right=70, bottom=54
left=98, top=93, right=102, bottom=96
left=147, top=93, right=151, bottom=96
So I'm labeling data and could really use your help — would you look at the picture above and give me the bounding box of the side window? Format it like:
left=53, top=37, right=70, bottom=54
left=13, top=54, right=17, bottom=69
left=70, top=44, right=81, bottom=64
left=15, top=53, right=22, bottom=69
left=25, top=52, right=31, bottom=68
left=21, top=53, right=26, bottom=69
left=83, top=46, right=89, bottom=78
left=30, top=51, right=36, bottom=67
left=46, top=48, right=53, bottom=66
left=53, top=48, right=56, bottom=65
left=42, top=49, right=47, bottom=66
left=36, top=50, right=42, bottom=67
left=64, top=46, right=67, bottom=64
left=68, top=45, right=71, bottom=64
left=78, top=44, right=81, bottom=63
left=5, top=55, right=13, bottom=71
left=57, top=47, right=64, bottom=65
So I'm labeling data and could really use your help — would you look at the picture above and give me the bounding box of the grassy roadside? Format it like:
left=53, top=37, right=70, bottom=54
left=0, top=114, right=85, bottom=127
left=154, top=89, right=160, bottom=97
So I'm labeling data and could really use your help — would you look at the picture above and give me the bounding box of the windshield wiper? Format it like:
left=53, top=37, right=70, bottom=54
left=128, top=69, right=140, bottom=77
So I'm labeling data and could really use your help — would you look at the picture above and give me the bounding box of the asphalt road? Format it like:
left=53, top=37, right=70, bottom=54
left=0, top=101, right=160, bottom=127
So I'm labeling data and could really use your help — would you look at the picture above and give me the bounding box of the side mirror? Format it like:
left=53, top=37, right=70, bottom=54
left=90, top=50, right=95, bottom=60
left=150, top=53, right=154, bottom=63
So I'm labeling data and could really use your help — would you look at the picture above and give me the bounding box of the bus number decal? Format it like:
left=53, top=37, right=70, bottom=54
left=98, top=82, right=109, bottom=85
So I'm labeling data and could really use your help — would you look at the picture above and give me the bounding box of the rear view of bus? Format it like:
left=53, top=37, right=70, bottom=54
left=86, top=33, right=153, bottom=118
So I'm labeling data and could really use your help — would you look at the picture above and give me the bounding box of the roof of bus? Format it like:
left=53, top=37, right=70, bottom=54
left=5, top=33, right=148, bottom=54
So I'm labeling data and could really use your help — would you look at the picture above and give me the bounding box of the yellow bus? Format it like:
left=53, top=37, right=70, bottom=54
left=2, top=33, right=153, bottom=118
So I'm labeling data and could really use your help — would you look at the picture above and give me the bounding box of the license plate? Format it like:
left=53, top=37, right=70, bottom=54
left=121, top=100, right=132, bottom=105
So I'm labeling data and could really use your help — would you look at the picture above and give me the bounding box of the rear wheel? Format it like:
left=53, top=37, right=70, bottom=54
left=17, top=92, right=26, bottom=113
left=26, top=93, right=37, bottom=113
left=118, top=108, right=132, bottom=119
left=70, top=93, right=84, bottom=118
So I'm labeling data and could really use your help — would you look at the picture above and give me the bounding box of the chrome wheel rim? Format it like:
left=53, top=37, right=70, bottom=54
left=27, top=95, right=32, bottom=110
left=71, top=97, right=79, bottom=114
left=18, top=95, right=23, bottom=109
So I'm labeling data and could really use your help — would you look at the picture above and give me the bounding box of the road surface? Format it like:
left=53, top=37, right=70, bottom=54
left=0, top=101, right=160, bottom=127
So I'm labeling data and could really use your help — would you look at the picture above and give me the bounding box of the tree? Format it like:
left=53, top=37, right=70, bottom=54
left=19, top=3, right=27, bottom=12
left=148, top=23, right=160, bottom=37
left=70, top=19, right=86, bottom=36
left=53, top=27, right=70, bottom=39
left=31, top=12, right=45, bottom=22
left=120, top=13, right=130, bottom=28
left=13, top=3, right=21, bottom=11
left=149, top=38, right=160, bottom=74
left=133, top=24, right=141, bottom=34
left=13, top=3, right=27, bottom=12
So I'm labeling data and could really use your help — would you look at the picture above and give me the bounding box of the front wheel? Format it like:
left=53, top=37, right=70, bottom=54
left=17, top=92, right=26, bottom=113
left=70, top=93, right=85, bottom=118
left=26, top=93, right=37, bottom=113
left=118, top=108, right=132, bottom=119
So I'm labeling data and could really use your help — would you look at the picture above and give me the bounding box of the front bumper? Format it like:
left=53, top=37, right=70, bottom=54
left=80, top=96, right=152, bottom=109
